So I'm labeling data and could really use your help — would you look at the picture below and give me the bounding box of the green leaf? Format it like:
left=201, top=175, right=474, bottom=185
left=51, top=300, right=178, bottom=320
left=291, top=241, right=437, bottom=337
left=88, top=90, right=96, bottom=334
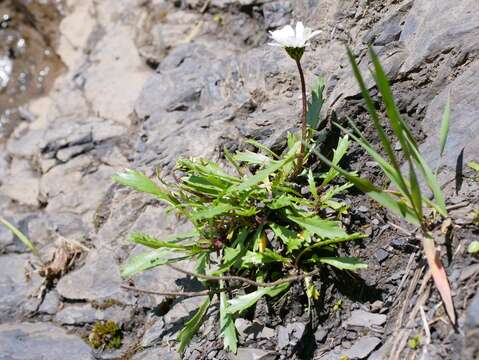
left=191, top=203, right=235, bottom=221
left=468, top=241, right=479, bottom=254
left=227, top=283, right=289, bottom=314
left=231, top=155, right=295, bottom=193
left=346, top=48, right=410, bottom=200
left=234, top=151, right=271, bottom=165
left=319, top=257, right=368, bottom=270
left=269, top=223, right=303, bottom=253
left=307, top=76, right=326, bottom=130
left=288, top=216, right=348, bottom=239
left=0, top=217, right=39, bottom=258
left=241, top=249, right=290, bottom=268
left=310, top=145, right=421, bottom=225
left=121, top=248, right=190, bottom=278
left=468, top=161, right=479, bottom=172
left=245, top=139, right=279, bottom=159
left=220, top=283, right=237, bottom=353
left=322, top=135, right=350, bottom=187
left=113, top=170, right=177, bottom=205
left=177, top=296, right=211, bottom=353
left=408, top=160, right=424, bottom=220
left=439, top=96, right=451, bottom=157
left=129, top=231, right=198, bottom=249
left=194, top=252, right=209, bottom=275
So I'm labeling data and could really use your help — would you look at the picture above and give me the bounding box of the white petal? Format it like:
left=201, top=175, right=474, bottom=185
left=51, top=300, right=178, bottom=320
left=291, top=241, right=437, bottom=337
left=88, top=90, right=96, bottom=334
left=267, top=42, right=284, bottom=47
left=295, top=21, right=305, bottom=42
left=306, top=30, right=321, bottom=41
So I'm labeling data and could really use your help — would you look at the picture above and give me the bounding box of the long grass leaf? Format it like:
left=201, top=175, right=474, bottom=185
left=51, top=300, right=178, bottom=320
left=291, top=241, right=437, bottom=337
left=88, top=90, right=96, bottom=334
left=439, top=96, right=451, bottom=157
left=0, top=217, right=40, bottom=258
left=312, top=147, right=420, bottom=225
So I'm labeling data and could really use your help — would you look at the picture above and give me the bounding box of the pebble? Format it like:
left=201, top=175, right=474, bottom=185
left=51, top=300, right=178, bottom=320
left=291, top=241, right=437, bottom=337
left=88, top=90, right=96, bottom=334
left=345, top=310, right=387, bottom=328
left=374, top=248, right=389, bottom=263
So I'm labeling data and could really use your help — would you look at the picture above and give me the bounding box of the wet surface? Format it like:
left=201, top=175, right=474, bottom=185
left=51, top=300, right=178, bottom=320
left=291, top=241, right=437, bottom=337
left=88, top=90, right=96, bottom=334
left=0, top=0, right=64, bottom=140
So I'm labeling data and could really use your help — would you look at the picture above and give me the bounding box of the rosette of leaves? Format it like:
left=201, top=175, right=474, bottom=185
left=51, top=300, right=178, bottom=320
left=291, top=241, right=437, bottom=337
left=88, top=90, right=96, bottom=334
left=113, top=134, right=365, bottom=354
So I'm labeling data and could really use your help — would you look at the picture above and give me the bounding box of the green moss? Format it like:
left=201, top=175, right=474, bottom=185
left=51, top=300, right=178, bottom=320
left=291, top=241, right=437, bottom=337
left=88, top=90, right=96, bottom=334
left=88, top=320, right=122, bottom=350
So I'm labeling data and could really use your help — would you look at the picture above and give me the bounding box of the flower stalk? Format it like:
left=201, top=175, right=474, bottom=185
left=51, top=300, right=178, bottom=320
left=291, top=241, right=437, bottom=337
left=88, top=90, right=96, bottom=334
left=269, top=22, right=320, bottom=173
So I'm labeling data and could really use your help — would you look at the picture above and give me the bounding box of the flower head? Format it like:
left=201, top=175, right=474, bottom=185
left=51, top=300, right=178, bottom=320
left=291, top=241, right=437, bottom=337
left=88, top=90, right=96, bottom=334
left=268, top=21, right=320, bottom=49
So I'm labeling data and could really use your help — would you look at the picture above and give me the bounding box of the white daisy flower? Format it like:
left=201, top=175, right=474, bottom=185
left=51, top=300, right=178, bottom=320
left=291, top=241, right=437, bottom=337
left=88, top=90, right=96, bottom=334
left=268, top=21, right=321, bottom=49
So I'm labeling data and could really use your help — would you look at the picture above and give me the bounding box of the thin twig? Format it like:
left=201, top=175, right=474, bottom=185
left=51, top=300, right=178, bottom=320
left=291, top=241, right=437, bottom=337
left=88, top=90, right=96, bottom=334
left=420, top=305, right=431, bottom=345
left=167, top=264, right=320, bottom=287
left=388, top=221, right=414, bottom=237
left=446, top=201, right=469, bottom=211
left=120, top=284, right=239, bottom=298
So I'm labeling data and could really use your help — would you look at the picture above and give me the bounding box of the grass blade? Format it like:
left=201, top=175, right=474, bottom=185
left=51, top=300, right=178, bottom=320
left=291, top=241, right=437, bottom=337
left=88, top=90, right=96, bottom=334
left=0, top=217, right=40, bottom=259
left=439, top=96, right=451, bottom=157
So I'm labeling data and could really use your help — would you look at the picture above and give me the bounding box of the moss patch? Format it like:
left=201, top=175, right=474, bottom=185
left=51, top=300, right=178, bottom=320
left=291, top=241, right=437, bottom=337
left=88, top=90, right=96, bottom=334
left=88, top=320, right=122, bottom=349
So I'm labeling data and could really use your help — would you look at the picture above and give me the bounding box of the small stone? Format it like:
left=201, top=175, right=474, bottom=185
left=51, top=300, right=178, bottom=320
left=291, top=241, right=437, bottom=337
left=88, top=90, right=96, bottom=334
left=0, top=322, right=91, bottom=359
left=55, top=304, right=96, bottom=325
left=235, top=318, right=253, bottom=338
left=374, top=248, right=389, bottom=263
left=314, top=328, right=327, bottom=342
left=358, top=205, right=369, bottom=213
left=276, top=325, right=289, bottom=350
left=229, top=348, right=277, bottom=360
left=371, top=218, right=380, bottom=226
left=259, top=326, right=275, bottom=339
left=345, top=310, right=387, bottom=328
left=342, top=336, right=381, bottom=359
left=39, top=290, right=60, bottom=314
left=141, top=319, right=165, bottom=347
left=370, top=300, right=384, bottom=313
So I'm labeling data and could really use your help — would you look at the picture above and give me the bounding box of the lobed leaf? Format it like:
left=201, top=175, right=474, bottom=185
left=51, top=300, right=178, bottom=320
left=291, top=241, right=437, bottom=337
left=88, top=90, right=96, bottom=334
left=177, top=296, right=211, bottom=353
left=113, top=169, right=177, bottom=205
left=227, top=283, right=289, bottom=314
left=288, top=215, right=348, bottom=239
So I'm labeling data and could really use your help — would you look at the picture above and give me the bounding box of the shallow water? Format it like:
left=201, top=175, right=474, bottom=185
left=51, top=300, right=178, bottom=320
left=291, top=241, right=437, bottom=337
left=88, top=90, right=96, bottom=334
left=0, top=0, right=64, bottom=140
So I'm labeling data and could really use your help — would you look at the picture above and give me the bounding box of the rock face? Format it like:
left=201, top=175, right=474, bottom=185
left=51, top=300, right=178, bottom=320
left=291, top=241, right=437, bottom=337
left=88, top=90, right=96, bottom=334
left=0, top=322, right=92, bottom=360
left=0, top=0, right=478, bottom=359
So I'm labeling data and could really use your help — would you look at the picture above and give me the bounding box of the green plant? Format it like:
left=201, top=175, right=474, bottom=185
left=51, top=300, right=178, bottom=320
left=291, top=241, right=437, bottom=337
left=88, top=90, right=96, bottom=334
left=88, top=320, right=122, bottom=349
left=113, top=134, right=365, bottom=353
left=312, top=47, right=455, bottom=324
left=468, top=241, right=479, bottom=254
left=407, top=335, right=421, bottom=350
left=0, top=216, right=40, bottom=259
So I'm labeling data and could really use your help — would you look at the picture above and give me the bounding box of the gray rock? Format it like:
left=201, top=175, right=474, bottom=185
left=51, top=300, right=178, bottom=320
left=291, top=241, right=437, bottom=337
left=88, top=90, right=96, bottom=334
left=38, top=290, right=60, bottom=315
left=419, top=60, right=479, bottom=178
left=55, top=303, right=132, bottom=326
left=463, top=292, right=479, bottom=359
left=276, top=325, right=289, bottom=350
left=344, top=310, right=387, bottom=328
left=132, top=347, right=179, bottom=360
left=56, top=249, right=133, bottom=304
left=374, top=248, right=389, bottom=263
left=0, top=254, right=42, bottom=322
left=399, top=0, right=479, bottom=73
left=55, top=304, right=96, bottom=325
left=141, top=319, right=165, bottom=348
left=342, top=336, right=381, bottom=359
left=235, top=318, right=253, bottom=338
left=229, top=348, right=277, bottom=360
left=0, top=322, right=92, bottom=360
